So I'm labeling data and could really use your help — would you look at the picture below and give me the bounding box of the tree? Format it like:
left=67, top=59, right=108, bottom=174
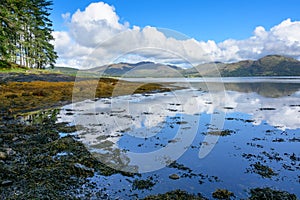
left=0, top=0, right=57, bottom=69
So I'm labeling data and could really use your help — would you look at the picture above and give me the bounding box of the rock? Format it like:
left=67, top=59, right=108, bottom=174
left=0, top=148, right=16, bottom=160
left=168, top=139, right=177, bottom=143
left=212, top=189, right=234, bottom=199
left=1, top=180, right=13, bottom=186
left=74, top=163, right=94, bottom=173
left=0, top=151, right=7, bottom=160
left=169, top=174, right=180, bottom=180
left=5, top=148, right=16, bottom=156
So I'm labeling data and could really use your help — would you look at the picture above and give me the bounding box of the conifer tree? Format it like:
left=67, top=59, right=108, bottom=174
left=0, top=0, right=57, bottom=69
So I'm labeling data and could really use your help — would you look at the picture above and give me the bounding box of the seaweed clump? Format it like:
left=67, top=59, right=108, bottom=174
left=0, top=110, right=124, bottom=199
left=132, top=178, right=156, bottom=190
left=212, top=189, right=234, bottom=199
left=251, top=162, right=278, bottom=178
left=143, top=189, right=207, bottom=200
left=249, top=187, right=297, bottom=200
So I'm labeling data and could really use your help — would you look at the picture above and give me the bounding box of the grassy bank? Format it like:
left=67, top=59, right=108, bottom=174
left=0, top=75, right=170, bottom=116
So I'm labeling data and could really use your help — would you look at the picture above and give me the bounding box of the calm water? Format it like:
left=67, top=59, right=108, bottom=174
left=58, top=78, right=300, bottom=199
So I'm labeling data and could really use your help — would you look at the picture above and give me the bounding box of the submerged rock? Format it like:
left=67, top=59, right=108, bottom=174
left=169, top=174, right=180, bottom=180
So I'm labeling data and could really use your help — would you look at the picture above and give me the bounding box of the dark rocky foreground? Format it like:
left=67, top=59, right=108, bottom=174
left=0, top=111, right=121, bottom=199
left=0, top=111, right=298, bottom=199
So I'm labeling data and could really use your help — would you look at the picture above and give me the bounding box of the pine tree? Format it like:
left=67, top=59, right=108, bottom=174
left=0, top=0, right=57, bottom=69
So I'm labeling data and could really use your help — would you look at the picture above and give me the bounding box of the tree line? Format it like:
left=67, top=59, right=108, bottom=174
left=0, top=0, right=57, bottom=69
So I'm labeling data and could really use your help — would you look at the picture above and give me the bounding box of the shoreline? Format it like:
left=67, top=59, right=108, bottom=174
left=1, top=72, right=298, bottom=199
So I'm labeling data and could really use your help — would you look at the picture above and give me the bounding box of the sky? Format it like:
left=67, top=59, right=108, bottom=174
left=50, top=0, right=300, bottom=68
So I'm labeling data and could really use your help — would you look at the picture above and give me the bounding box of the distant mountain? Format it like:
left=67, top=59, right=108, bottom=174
left=188, top=55, right=300, bottom=77
left=221, top=55, right=300, bottom=76
left=51, top=55, right=300, bottom=78
left=87, top=61, right=183, bottom=77
left=184, top=62, right=226, bottom=77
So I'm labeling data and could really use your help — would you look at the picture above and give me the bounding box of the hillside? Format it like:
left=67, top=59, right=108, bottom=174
left=184, top=62, right=226, bottom=77
left=220, top=55, right=300, bottom=76
left=18, top=55, right=299, bottom=78
left=80, top=55, right=300, bottom=77
left=86, top=61, right=183, bottom=77
left=188, top=55, right=300, bottom=77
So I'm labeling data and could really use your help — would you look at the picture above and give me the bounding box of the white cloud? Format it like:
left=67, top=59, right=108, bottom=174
left=219, top=18, right=300, bottom=60
left=53, top=1, right=300, bottom=69
left=68, top=2, right=129, bottom=48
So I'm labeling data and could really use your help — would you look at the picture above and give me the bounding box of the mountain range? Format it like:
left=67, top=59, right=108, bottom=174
left=187, top=55, right=300, bottom=77
left=54, top=55, right=300, bottom=77
left=85, top=61, right=182, bottom=77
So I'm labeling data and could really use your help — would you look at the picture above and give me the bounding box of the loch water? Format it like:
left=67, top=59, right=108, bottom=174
left=58, top=77, right=300, bottom=199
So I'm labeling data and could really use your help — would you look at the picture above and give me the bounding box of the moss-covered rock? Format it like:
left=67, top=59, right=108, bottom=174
left=212, top=189, right=234, bottom=199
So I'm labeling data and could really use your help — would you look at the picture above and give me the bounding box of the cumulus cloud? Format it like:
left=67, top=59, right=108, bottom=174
left=53, top=1, right=300, bottom=68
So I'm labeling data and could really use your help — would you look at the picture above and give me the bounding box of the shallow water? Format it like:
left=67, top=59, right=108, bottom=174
left=58, top=78, right=300, bottom=199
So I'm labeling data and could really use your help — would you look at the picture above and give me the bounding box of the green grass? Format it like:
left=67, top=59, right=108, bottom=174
left=47, top=66, right=103, bottom=78
left=47, top=66, right=78, bottom=76
left=0, top=60, right=53, bottom=74
left=0, top=67, right=58, bottom=74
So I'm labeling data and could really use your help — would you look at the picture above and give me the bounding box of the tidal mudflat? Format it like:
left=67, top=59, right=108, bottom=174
left=56, top=77, right=300, bottom=199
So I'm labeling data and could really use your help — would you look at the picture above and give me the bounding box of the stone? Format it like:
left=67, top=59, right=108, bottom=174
left=5, top=148, right=16, bottom=156
left=169, top=174, right=180, bottom=180
left=0, top=151, right=7, bottom=160
left=1, top=180, right=13, bottom=186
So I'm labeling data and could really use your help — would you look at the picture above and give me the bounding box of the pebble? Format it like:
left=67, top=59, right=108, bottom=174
left=6, top=148, right=16, bottom=156
left=0, top=151, right=7, bottom=160
left=0, top=148, right=16, bottom=160
left=1, top=180, right=13, bottom=186
left=169, top=174, right=180, bottom=180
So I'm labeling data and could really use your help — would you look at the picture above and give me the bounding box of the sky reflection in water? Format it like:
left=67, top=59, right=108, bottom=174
left=58, top=78, right=300, bottom=199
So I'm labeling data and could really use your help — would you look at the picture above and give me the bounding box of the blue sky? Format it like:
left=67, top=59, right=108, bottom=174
left=50, top=0, right=300, bottom=68
left=51, top=0, right=300, bottom=42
